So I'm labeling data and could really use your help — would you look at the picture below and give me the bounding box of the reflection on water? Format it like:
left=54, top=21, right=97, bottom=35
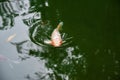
left=11, top=39, right=86, bottom=80
left=0, top=0, right=30, bottom=30
left=0, top=0, right=120, bottom=80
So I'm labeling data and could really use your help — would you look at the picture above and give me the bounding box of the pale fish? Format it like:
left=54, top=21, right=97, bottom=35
left=7, top=34, right=16, bottom=42
left=0, top=54, right=7, bottom=61
left=44, top=22, right=63, bottom=47
left=0, top=54, right=20, bottom=69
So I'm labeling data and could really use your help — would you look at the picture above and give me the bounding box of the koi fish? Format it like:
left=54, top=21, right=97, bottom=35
left=44, top=22, right=63, bottom=47
left=7, top=34, right=16, bottom=42
left=0, top=54, right=20, bottom=69
left=0, top=54, right=7, bottom=61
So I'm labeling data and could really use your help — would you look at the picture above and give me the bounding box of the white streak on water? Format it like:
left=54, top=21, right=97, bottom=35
left=45, top=1, right=49, bottom=6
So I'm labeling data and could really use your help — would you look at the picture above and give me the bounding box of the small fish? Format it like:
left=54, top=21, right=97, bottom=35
left=7, top=34, right=16, bottom=42
left=0, top=54, right=7, bottom=61
left=0, top=54, right=20, bottom=69
left=44, top=22, right=63, bottom=47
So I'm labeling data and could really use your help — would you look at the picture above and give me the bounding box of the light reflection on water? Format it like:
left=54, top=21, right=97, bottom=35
left=0, top=4, right=86, bottom=80
left=0, top=0, right=120, bottom=80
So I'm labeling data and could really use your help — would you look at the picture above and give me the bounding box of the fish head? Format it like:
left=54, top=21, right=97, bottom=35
left=51, top=38, right=62, bottom=47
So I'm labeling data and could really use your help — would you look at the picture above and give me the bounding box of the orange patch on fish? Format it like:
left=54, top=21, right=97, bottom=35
left=44, top=22, right=63, bottom=47
left=7, top=34, right=16, bottom=42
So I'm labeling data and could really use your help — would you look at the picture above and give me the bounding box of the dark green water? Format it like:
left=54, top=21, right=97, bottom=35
left=0, top=0, right=120, bottom=80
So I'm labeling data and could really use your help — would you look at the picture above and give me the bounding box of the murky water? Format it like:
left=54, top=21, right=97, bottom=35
left=0, top=0, right=120, bottom=80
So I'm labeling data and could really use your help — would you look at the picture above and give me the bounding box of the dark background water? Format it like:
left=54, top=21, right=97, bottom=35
left=0, top=0, right=120, bottom=80
left=49, top=0, right=120, bottom=80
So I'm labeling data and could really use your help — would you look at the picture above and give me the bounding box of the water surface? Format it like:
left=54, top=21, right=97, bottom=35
left=0, top=0, right=120, bottom=80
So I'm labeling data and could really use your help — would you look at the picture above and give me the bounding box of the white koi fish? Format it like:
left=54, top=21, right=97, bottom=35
left=7, top=34, right=16, bottom=42
left=44, top=22, right=63, bottom=47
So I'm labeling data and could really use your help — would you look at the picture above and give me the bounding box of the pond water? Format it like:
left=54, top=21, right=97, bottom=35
left=0, top=0, right=120, bottom=80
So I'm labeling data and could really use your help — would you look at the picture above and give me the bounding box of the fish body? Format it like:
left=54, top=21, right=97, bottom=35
left=51, top=28, right=62, bottom=47
left=0, top=54, right=20, bottom=69
left=0, top=54, right=7, bottom=61
left=7, top=34, right=16, bottom=42
left=44, top=22, right=63, bottom=47
left=51, top=22, right=63, bottom=47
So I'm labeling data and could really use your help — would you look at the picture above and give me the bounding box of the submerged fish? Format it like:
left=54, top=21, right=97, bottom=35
left=0, top=54, right=7, bottom=61
left=44, top=22, right=63, bottom=47
left=0, top=54, right=20, bottom=69
left=7, top=34, right=16, bottom=42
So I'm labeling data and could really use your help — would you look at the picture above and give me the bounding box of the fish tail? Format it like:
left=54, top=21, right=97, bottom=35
left=57, top=22, right=63, bottom=30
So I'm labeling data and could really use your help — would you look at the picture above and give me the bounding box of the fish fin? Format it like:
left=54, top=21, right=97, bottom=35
left=44, top=40, right=52, bottom=44
left=56, top=22, right=63, bottom=30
